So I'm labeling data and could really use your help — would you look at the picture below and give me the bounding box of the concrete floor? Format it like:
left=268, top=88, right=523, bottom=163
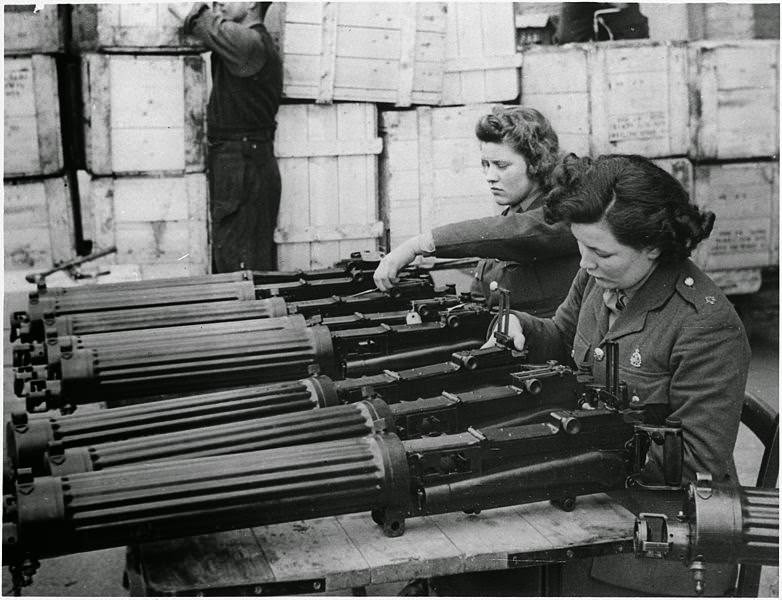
left=1, top=287, right=778, bottom=597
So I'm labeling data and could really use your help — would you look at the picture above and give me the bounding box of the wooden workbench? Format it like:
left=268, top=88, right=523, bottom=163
left=126, top=493, right=637, bottom=596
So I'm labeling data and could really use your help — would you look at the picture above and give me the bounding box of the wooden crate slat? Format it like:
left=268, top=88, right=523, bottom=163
left=4, top=55, right=63, bottom=178
left=82, top=53, right=207, bottom=175
left=689, top=41, right=779, bottom=160
left=4, top=5, right=65, bottom=55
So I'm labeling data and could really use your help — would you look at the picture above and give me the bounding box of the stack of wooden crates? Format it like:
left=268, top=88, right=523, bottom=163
left=4, top=6, right=72, bottom=284
left=72, top=4, right=210, bottom=280
left=3, top=3, right=779, bottom=297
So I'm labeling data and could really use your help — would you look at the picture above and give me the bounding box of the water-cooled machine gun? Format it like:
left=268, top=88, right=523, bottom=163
left=3, top=336, right=687, bottom=590
left=7, top=338, right=538, bottom=475
left=14, top=299, right=494, bottom=413
left=8, top=363, right=582, bottom=478
left=634, top=473, right=779, bottom=595
left=11, top=253, right=477, bottom=343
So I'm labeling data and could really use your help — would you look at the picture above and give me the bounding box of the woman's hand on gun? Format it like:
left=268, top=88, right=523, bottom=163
left=373, top=232, right=434, bottom=291
left=482, top=313, right=526, bottom=351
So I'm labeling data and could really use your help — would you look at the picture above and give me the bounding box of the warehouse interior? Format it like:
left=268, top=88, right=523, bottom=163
left=2, top=2, right=779, bottom=597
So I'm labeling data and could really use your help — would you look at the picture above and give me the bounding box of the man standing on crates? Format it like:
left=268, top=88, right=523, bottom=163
left=170, top=3, right=282, bottom=272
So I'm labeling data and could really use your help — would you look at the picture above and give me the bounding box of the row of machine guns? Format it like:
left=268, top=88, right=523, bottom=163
left=3, top=253, right=778, bottom=595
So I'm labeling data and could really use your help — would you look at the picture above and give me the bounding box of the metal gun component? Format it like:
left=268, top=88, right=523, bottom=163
left=3, top=405, right=670, bottom=571
left=24, top=245, right=118, bottom=285
left=634, top=474, right=779, bottom=595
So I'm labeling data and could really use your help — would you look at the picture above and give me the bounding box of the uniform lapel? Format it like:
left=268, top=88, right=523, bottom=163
left=604, top=262, right=681, bottom=341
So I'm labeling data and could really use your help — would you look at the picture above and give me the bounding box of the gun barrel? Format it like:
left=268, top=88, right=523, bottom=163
left=7, top=376, right=339, bottom=475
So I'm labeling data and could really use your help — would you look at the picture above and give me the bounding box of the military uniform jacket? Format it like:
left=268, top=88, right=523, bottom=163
left=432, top=200, right=580, bottom=317
left=514, top=259, right=750, bottom=485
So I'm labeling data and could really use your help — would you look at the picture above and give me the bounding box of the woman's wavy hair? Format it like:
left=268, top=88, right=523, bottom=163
left=544, top=154, right=715, bottom=263
left=475, top=106, right=560, bottom=191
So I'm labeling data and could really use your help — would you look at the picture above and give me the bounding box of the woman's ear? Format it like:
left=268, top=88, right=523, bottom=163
left=644, top=247, right=661, bottom=261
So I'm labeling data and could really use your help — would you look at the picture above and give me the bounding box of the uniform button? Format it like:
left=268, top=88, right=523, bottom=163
left=684, top=277, right=694, bottom=287
left=593, top=347, right=604, bottom=361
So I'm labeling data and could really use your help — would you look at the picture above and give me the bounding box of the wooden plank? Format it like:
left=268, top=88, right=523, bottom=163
left=4, top=4, right=65, bottom=55
left=252, top=518, right=371, bottom=591
left=4, top=55, right=63, bottom=178
left=315, top=3, right=338, bottom=104
left=428, top=504, right=552, bottom=573
left=337, top=512, right=462, bottom=584
left=395, top=3, right=417, bottom=107
left=81, top=53, right=112, bottom=175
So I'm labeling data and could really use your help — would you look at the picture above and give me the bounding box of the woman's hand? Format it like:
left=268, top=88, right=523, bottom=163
left=373, top=233, right=434, bottom=291
left=482, top=313, right=526, bottom=351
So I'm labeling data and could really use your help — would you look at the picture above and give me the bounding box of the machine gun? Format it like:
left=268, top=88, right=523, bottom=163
left=7, top=345, right=537, bottom=474
left=14, top=302, right=494, bottom=413
left=10, top=254, right=477, bottom=343
left=12, top=279, right=456, bottom=345
left=9, top=363, right=582, bottom=478
left=2, top=400, right=683, bottom=585
left=634, top=474, right=779, bottom=595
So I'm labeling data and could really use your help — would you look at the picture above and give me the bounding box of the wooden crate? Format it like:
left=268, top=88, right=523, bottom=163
left=78, top=171, right=209, bottom=276
left=4, top=176, right=74, bottom=271
left=689, top=40, right=779, bottom=160
left=72, top=3, right=205, bottom=52
left=274, top=103, right=383, bottom=270
left=4, top=55, right=64, bottom=178
left=521, top=41, right=689, bottom=158
left=265, top=2, right=519, bottom=107
left=691, top=161, right=779, bottom=273
left=440, top=3, right=520, bottom=105
left=4, top=4, right=65, bottom=55
left=380, top=104, right=505, bottom=249
left=653, top=157, right=693, bottom=197
left=265, top=2, right=446, bottom=106
left=81, top=53, right=207, bottom=175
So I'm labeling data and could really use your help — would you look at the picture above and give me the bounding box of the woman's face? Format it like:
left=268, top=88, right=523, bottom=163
left=571, top=219, right=661, bottom=290
left=215, top=2, right=254, bottom=22
left=480, top=141, right=536, bottom=208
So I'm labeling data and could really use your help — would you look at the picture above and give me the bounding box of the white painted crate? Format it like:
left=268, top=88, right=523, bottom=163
left=689, top=40, right=779, bottom=160
left=380, top=104, right=506, bottom=249
left=72, top=3, right=205, bottom=52
left=4, top=4, right=65, bottom=55
left=78, top=171, right=209, bottom=277
left=81, top=53, right=208, bottom=175
left=265, top=2, right=446, bottom=106
left=521, top=41, right=689, bottom=158
left=273, top=103, right=383, bottom=270
left=4, top=55, right=64, bottom=178
left=691, top=162, right=779, bottom=273
left=4, top=176, right=74, bottom=271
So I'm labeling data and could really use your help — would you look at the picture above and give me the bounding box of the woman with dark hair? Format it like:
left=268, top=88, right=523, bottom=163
left=421, top=154, right=749, bottom=597
left=375, top=105, right=579, bottom=315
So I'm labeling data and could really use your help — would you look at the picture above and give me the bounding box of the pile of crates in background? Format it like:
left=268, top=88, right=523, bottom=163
left=3, top=2, right=779, bottom=297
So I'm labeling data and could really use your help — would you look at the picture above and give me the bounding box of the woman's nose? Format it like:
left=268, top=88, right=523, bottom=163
left=484, top=165, right=498, bottom=182
left=579, top=250, right=596, bottom=270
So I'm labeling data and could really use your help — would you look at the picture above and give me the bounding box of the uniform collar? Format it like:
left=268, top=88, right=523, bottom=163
left=504, top=186, right=546, bottom=215
left=602, top=260, right=683, bottom=340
